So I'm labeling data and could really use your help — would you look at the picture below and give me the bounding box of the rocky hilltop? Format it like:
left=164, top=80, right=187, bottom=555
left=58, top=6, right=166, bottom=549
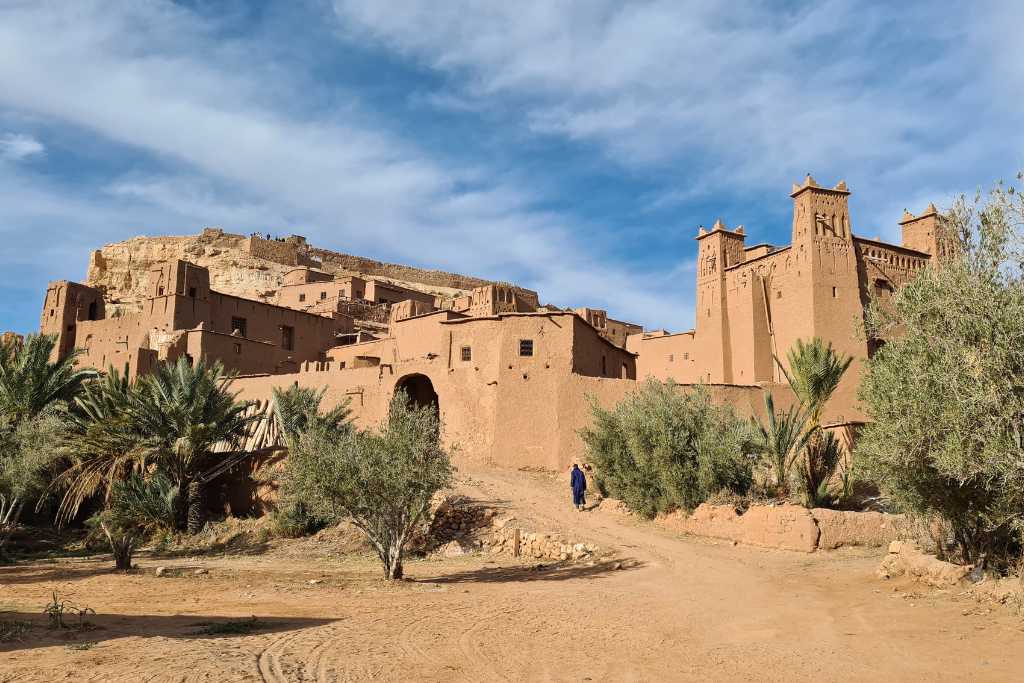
left=86, top=228, right=530, bottom=311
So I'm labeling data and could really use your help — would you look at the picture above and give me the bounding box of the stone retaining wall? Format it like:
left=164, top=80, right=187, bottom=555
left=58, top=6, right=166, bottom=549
left=647, top=502, right=908, bottom=553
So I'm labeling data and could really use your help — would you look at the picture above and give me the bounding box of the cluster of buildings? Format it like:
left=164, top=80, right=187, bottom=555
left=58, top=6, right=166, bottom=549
left=36, top=177, right=949, bottom=472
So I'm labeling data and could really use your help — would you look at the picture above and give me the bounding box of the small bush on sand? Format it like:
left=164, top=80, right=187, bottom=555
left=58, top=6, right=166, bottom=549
left=857, top=178, right=1024, bottom=568
left=580, top=380, right=757, bottom=518
left=89, top=473, right=178, bottom=570
left=280, top=391, right=452, bottom=579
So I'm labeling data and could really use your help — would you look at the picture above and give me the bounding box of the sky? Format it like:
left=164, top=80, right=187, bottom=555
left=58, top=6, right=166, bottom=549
left=1, top=0, right=1022, bottom=335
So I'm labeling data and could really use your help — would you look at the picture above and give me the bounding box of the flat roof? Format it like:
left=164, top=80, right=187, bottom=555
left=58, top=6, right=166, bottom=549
left=852, top=235, right=930, bottom=258
left=725, top=244, right=791, bottom=271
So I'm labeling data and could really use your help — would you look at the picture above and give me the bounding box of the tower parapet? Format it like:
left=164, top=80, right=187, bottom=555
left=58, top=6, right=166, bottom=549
left=900, top=203, right=954, bottom=261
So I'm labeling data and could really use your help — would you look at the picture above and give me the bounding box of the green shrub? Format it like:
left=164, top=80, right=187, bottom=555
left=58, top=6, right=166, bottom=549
left=580, top=380, right=757, bottom=518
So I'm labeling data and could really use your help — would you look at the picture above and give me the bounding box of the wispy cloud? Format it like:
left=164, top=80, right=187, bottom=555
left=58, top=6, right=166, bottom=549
left=0, top=132, right=44, bottom=161
left=0, top=1, right=1019, bottom=337
left=333, top=0, right=1024, bottom=223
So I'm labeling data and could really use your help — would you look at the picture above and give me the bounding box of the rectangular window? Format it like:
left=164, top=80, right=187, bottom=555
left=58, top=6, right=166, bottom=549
left=281, top=325, right=294, bottom=351
left=158, top=286, right=165, bottom=296
left=519, top=339, right=534, bottom=357
left=231, top=317, right=247, bottom=337
left=461, top=345, right=472, bottom=361
left=87, top=301, right=98, bottom=321
left=776, top=290, right=782, bottom=299
left=320, top=291, right=327, bottom=300
left=233, top=343, right=242, bottom=354
left=299, top=293, right=306, bottom=302
left=669, top=354, right=674, bottom=362
left=832, top=286, right=838, bottom=298
left=684, top=353, right=689, bottom=360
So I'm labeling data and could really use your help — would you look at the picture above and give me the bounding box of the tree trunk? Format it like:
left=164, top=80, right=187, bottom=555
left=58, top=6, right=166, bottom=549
left=187, top=480, right=204, bottom=535
left=112, top=539, right=134, bottom=570
left=383, top=541, right=404, bottom=580
left=101, top=522, right=135, bottom=571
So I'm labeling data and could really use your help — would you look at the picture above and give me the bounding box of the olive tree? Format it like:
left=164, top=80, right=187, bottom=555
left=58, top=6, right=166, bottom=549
left=581, top=380, right=757, bottom=517
left=282, top=391, right=452, bottom=579
left=857, top=176, right=1024, bottom=566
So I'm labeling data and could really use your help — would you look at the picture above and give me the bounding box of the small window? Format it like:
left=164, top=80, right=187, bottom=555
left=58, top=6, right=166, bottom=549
left=602, top=355, right=607, bottom=376
left=158, top=286, right=165, bottom=296
left=87, top=301, right=98, bottom=321
left=776, top=290, right=782, bottom=299
left=233, top=343, right=242, bottom=354
left=461, top=345, right=472, bottom=362
left=185, top=353, right=194, bottom=367
left=282, top=325, right=294, bottom=351
left=669, top=354, right=674, bottom=362
left=684, top=352, right=689, bottom=360
left=299, top=293, right=306, bottom=302
left=320, top=291, right=327, bottom=300
left=519, top=339, right=534, bottom=357
left=67, top=324, right=74, bottom=332
left=188, top=287, right=197, bottom=298
left=231, top=317, right=248, bottom=337
left=832, top=286, right=838, bottom=298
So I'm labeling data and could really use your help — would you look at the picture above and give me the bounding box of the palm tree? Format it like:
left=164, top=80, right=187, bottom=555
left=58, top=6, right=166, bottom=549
left=754, top=394, right=811, bottom=493
left=778, top=338, right=852, bottom=424
left=132, top=358, right=255, bottom=533
left=53, top=367, right=146, bottom=525
left=0, top=334, right=95, bottom=423
left=91, top=473, right=178, bottom=570
left=272, top=385, right=351, bottom=445
left=775, top=338, right=852, bottom=507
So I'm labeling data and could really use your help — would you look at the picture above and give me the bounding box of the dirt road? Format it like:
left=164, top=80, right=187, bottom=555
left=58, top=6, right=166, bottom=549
left=1, top=467, right=1021, bottom=681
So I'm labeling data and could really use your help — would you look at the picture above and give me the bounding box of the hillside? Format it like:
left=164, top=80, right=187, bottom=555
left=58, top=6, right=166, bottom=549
left=85, top=228, right=535, bottom=311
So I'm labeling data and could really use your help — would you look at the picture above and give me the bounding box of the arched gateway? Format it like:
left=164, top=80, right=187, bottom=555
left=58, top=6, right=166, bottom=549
left=394, top=373, right=439, bottom=417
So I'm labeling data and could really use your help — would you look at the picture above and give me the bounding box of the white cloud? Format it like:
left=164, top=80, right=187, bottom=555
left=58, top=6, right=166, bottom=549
left=0, top=132, right=44, bottom=161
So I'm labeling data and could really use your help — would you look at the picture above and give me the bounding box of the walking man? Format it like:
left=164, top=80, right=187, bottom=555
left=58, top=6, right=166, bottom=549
left=570, top=463, right=587, bottom=511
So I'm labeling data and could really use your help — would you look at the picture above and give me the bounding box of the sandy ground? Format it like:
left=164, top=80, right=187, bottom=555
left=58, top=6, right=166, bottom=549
left=1, top=467, right=1022, bottom=682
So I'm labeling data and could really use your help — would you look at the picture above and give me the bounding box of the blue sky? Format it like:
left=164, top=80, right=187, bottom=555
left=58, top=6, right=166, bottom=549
left=1, top=0, right=1021, bottom=334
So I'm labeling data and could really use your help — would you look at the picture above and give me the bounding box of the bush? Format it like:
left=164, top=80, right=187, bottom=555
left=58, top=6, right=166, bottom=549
left=857, top=178, right=1024, bottom=568
left=268, top=502, right=329, bottom=539
left=280, top=391, right=452, bottom=579
left=580, top=380, right=757, bottom=518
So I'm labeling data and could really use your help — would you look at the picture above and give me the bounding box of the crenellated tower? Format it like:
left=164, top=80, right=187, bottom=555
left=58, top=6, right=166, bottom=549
left=693, top=218, right=746, bottom=383
left=900, top=203, right=955, bottom=264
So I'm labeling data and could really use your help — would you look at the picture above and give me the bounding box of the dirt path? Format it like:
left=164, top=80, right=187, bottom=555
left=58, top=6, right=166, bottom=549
left=1, top=468, right=1021, bottom=681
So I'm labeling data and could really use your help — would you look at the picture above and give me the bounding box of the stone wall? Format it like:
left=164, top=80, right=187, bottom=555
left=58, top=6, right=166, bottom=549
left=649, top=502, right=908, bottom=553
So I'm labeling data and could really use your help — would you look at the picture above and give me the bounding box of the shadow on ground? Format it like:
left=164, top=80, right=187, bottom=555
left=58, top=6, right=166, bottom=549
left=416, top=558, right=643, bottom=584
left=0, top=611, right=335, bottom=652
left=0, top=558, right=117, bottom=587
